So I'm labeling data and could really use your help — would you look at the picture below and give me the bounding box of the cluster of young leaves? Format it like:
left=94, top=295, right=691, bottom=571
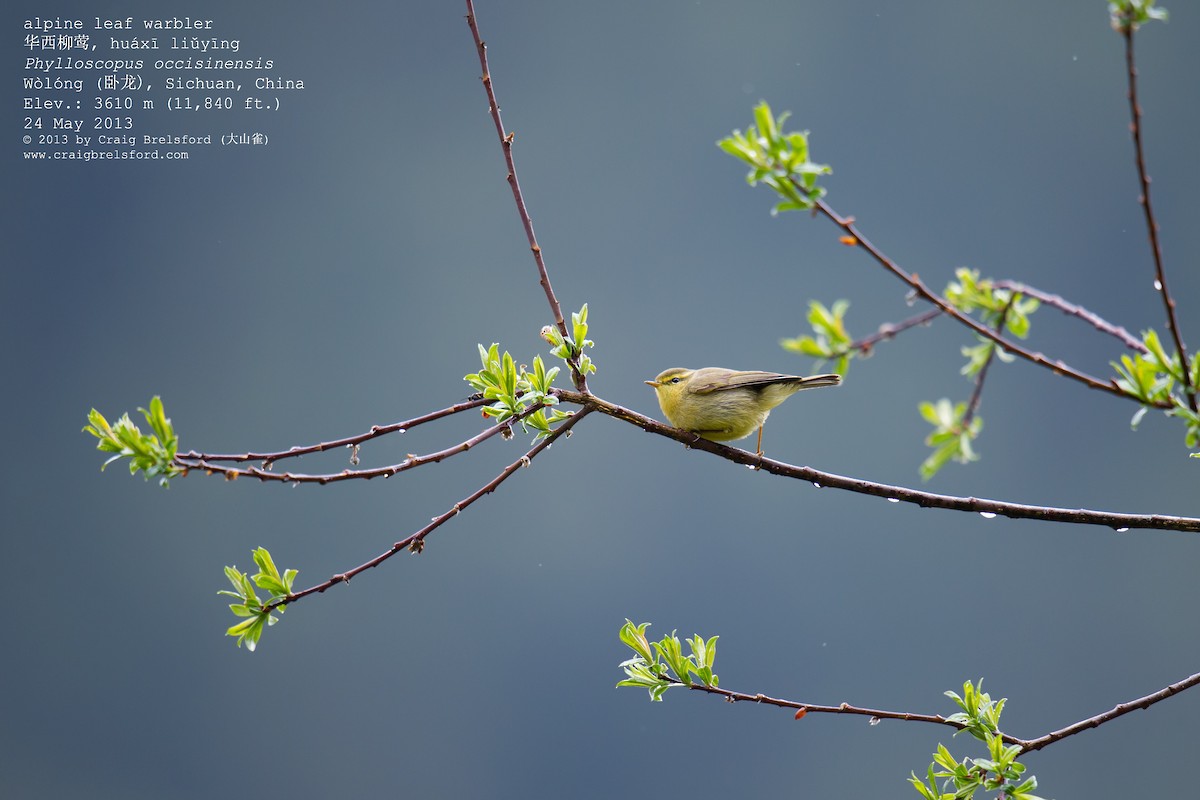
left=910, top=681, right=1046, bottom=800
left=464, top=344, right=572, bottom=440
left=1112, top=329, right=1200, bottom=450
left=919, top=399, right=984, bottom=481
left=540, top=303, right=598, bottom=378
left=1109, top=0, right=1168, bottom=32
left=718, top=101, right=831, bottom=215
left=945, top=268, right=1039, bottom=377
left=615, top=620, right=719, bottom=702
left=83, top=396, right=182, bottom=487
left=218, top=547, right=297, bottom=651
left=914, top=269, right=1039, bottom=479
left=780, top=300, right=853, bottom=376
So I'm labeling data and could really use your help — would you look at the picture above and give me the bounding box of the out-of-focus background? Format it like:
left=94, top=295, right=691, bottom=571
left=5, top=2, right=1198, bottom=797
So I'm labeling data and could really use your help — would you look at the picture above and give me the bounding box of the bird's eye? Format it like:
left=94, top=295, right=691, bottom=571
left=670, top=377, right=681, bottom=384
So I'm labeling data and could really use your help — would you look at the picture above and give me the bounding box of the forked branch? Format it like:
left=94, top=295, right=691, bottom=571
left=271, top=407, right=592, bottom=610
left=817, top=199, right=1171, bottom=409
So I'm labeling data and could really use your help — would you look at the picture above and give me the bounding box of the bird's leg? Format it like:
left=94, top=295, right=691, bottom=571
left=754, top=425, right=764, bottom=468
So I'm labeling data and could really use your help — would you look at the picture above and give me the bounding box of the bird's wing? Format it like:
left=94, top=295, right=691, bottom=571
left=691, top=371, right=791, bottom=394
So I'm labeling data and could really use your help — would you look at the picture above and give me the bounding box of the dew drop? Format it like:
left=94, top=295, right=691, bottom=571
left=812, top=482, right=822, bottom=489
left=869, top=716, right=881, bottom=726
left=887, top=497, right=900, bottom=503
left=1153, top=279, right=1163, bottom=291
left=979, top=511, right=997, bottom=519
left=397, top=428, right=407, bottom=434
left=1116, top=527, right=1130, bottom=533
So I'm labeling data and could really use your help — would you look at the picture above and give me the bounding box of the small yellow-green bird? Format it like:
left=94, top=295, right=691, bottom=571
left=645, top=367, right=841, bottom=455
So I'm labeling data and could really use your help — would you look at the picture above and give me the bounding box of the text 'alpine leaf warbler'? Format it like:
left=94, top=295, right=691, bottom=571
left=645, top=368, right=841, bottom=455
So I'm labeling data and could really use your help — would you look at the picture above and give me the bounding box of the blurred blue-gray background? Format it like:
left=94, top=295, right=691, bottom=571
left=4, top=1, right=1198, bottom=797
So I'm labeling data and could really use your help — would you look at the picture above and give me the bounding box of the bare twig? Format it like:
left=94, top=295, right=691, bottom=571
left=465, top=0, right=589, bottom=393
left=992, top=280, right=1147, bottom=353
left=679, top=667, right=1200, bottom=755
left=1018, top=668, right=1200, bottom=753
left=679, top=681, right=1022, bottom=746
left=554, top=389, right=1200, bottom=533
left=176, top=396, right=489, bottom=465
left=175, top=403, right=541, bottom=485
left=849, top=307, right=944, bottom=356
left=962, top=295, right=1015, bottom=427
left=1121, top=28, right=1196, bottom=412
left=815, top=196, right=1171, bottom=410
left=272, top=407, right=591, bottom=609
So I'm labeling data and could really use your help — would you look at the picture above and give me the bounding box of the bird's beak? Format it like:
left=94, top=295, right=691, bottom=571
left=644, top=380, right=660, bottom=387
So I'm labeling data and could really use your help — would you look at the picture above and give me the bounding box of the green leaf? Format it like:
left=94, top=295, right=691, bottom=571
left=572, top=303, right=589, bottom=349
left=252, top=547, right=279, bottom=580
left=619, top=620, right=656, bottom=664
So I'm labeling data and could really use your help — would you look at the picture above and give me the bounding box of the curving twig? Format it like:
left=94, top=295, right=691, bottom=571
left=1018, top=668, right=1200, bottom=753
left=176, top=396, right=489, bottom=465
left=993, top=280, right=1147, bottom=353
left=681, top=681, right=1021, bottom=744
left=175, top=403, right=541, bottom=485
left=849, top=307, right=944, bottom=356
left=962, top=295, right=1015, bottom=427
left=465, top=0, right=589, bottom=393
left=1120, top=27, right=1196, bottom=412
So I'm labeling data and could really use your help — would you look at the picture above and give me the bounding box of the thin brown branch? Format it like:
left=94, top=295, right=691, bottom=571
left=175, top=403, right=538, bottom=485
left=554, top=389, right=1200, bottom=533
left=1018, top=669, right=1200, bottom=753
left=273, top=407, right=592, bottom=609
left=465, top=0, right=589, bottom=393
left=176, top=396, right=489, bottom=465
left=962, top=296, right=1015, bottom=427
left=1122, top=29, right=1196, bottom=412
left=848, top=307, right=944, bottom=357
left=815, top=196, right=1172, bottom=410
left=993, top=280, right=1147, bottom=353
left=680, top=668, right=1200, bottom=755
left=680, top=681, right=1023, bottom=747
